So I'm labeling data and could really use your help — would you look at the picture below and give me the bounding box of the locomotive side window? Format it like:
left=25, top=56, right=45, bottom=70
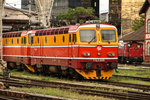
left=31, top=37, right=34, bottom=44
left=73, top=34, right=77, bottom=42
left=80, top=30, right=96, bottom=42
left=12, top=39, right=13, bottom=44
left=17, top=38, right=19, bottom=44
left=45, top=37, right=47, bottom=43
left=37, top=38, right=39, bottom=44
left=69, top=34, right=71, bottom=43
left=128, top=44, right=131, bottom=48
left=28, top=34, right=31, bottom=44
left=101, top=30, right=116, bottom=42
left=21, top=38, right=23, bottom=44
left=54, top=36, right=56, bottom=43
left=63, top=36, right=65, bottom=43
left=138, top=45, right=140, bottom=48
left=138, top=44, right=142, bottom=48
left=24, top=37, right=26, bottom=44
left=6, top=39, right=7, bottom=44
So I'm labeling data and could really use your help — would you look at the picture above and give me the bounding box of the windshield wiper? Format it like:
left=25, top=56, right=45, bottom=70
left=107, top=40, right=110, bottom=44
left=88, top=36, right=96, bottom=44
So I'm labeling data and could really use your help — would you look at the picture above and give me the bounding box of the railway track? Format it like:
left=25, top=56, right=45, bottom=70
left=0, top=75, right=150, bottom=100
left=0, top=89, right=67, bottom=100
left=1, top=74, right=150, bottom=91
left=99, top=81, right=150, bottom=92
left=113, top=75, right=150, bottom=82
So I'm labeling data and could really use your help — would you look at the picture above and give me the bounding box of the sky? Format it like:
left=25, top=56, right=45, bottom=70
left=5, top=0, right=109, bottom=13
left=5, top=0, right=21, bottom=8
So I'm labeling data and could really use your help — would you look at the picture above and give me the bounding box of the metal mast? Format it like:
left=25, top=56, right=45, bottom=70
left=0, top=0, right=6, bottom=72
left=35, top=0, right=54, bottom=27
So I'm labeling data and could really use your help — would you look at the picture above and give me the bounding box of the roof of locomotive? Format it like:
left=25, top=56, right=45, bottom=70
left=68, top=23, right=117, bottom=32
left=2, top=23, right=117, bottom=37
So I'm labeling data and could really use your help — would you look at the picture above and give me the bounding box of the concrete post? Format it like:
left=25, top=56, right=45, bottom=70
left=0, top=0, right=6, bottom=72
left=35, top=0, right=54, bottom=27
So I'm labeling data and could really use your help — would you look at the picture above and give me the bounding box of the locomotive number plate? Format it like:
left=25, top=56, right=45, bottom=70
left=93, top=59, right=105, bottom=62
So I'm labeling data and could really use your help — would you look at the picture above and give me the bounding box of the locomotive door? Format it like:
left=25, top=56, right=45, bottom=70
left=25, top=33, right=36, bottom=72
left=68, top=33, right=77, bottom=67
left=40, top=36, right=43, bottom=64
left=21, top=36, right=25, bottom=63
left=68, top=34, right=73, bottom=66
left=68, top=34, right=73, bottom=57
left=27, top=33, right=32, bottom=65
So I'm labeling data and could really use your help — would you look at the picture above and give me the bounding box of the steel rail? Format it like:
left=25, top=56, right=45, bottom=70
left=99, top=81, right=150, bottom=92
left=113, top=75, right=150, bottom=81
left=0, top=89, right=68, bottom=100
left=1, top=74, right=150, bottom=91
left=0, top=78, right=150, bottom=100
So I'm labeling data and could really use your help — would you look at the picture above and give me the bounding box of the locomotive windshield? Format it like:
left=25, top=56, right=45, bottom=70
left=101, top=30, right=116, bottom=42
left=80, top=30, right=97, bottom=42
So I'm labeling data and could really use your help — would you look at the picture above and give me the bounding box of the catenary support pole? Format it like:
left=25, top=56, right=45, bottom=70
left=0, top=0, right=7, bottom=71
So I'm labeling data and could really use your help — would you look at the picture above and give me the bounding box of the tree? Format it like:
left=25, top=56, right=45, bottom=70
left=57, top=7, right=95, bottom=23
left=132, top=15, right=145, bottom=31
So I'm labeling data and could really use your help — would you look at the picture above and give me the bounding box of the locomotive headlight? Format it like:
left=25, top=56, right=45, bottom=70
left=112, top=53, right=115, bottom=56
left=87, top=53, right=91, bottom=56
left=83, top=53, right=87, bottom=56
left=98, top=53, right=101, bottom=56
left=108, top=53, right=111, bottom=56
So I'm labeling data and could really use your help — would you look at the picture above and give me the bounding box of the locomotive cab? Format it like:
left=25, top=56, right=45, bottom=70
left=118, top=41, right=143, bottom=65
left=73, top=24, right=118, bottom=79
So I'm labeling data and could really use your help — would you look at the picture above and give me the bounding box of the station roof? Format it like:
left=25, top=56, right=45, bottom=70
left=119, top=26, right=144, bottom=42
left=139, top=0, right=150, bottom=14
left=4, top=6, right=37, bottom=15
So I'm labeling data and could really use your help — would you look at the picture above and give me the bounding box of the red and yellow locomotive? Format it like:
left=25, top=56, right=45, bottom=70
left=3, top=23, right=118, bottom=79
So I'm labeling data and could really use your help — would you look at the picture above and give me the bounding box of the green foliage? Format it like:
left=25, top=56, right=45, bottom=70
left=132, top=15, right=145, bottom=31
left=57, top=7, right=95, bottom=22
left=114, top=68, right=150, bottom=78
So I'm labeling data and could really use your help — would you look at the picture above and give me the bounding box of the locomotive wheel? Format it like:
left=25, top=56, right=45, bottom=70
left=133, top=62, right=137, bottom=66
left=7, top=62, right=13, bottom=70
left=7, top=62, right=16, bottom=70
left=120, top=57, right=124, bottom=64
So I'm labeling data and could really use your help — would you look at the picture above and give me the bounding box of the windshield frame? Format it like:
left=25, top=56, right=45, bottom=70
left=100, top=29, right=117, bottom=43
left=79, top=29, right=97, bottom=43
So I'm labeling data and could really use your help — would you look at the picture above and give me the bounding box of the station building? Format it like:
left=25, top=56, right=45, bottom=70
left=140, top=0, right=150, bottom=62
left=2, top=6, right=38, bottom=32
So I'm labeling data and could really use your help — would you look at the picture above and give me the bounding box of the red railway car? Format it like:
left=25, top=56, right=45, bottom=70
left=2, top=23, right=118, bottom=79
left=118, top=42, right=143, bottom=65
